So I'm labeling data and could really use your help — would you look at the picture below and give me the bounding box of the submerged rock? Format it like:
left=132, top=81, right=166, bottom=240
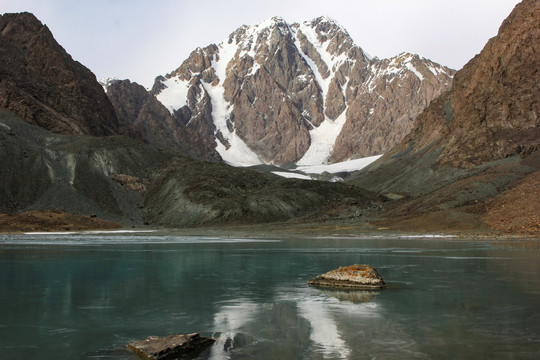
left=127, top=333, right=215, bottom=360
left=308, top=264, right=386, bottom=289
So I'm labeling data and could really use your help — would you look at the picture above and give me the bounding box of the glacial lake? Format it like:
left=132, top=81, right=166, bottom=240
left=1, top=232, right=540, bottom=359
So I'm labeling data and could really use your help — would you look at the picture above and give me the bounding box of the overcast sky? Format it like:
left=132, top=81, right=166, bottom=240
left=2, top=0, right=521, bottom=88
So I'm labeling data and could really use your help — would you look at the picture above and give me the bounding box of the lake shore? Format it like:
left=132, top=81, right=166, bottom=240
left=1, top=206, right=538, bottom=239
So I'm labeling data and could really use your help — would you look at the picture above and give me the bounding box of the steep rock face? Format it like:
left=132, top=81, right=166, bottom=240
left=0, top=12, right=119, bottom=136
left=393, top=0, right=539, bottom=168
left=107, top=79, right=221, bottom=161
left=350, top=0, right=539, bottom=233
left=152, top=16, right=454, bottom=166
left=331, top=53, right=455, bottom=161
left=438, top=0, right=540, bottom=167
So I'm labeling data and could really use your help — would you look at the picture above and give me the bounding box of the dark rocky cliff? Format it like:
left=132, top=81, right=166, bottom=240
left=107, top=79, right=222, bottom=161
left=0, top=12, right=119, bottom=136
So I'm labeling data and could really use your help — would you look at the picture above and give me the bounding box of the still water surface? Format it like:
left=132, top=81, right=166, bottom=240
left=1, top=233, right=539, bottom=359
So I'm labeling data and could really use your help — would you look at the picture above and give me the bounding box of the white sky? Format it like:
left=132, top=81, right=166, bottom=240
left=2, top=0, right=521, bottom=88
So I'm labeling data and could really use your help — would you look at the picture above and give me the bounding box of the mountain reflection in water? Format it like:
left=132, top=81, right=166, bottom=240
left=207, top=284, right=403, bottom=359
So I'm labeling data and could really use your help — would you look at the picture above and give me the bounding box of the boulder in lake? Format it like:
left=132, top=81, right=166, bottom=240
left=127, top=333, right=215, bottom=360
left=308, top=264, right=386, bottom=289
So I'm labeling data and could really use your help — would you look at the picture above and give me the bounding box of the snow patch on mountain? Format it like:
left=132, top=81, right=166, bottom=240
left=215, top=131, right=263, bottom=166
left=201, top=80, right=262, bottom=167
left=297, top=154, right=383, bottom=174
left=299, top=21, right=349, bottom=74
left=294, top=35, right=328, bottom=97
left=156, top=77, right=190, bottom=114
left=272, top=154, right=383, bottom=181
left=271, top=171, right=313, bottom=180
left=99, top=77, right=120, bottom=92
left=207, top=41, right=262, bottom=166
left=292, top=20, right=350, bottom=105
left=297, top=111, right=348, bottom=166
left=213, top=41, right=236, bottom=84
left=405, top=61, right=424, bottom=81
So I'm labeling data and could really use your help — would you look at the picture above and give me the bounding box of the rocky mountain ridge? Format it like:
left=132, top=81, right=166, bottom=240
left=125, top=16, right=455, bottom=166
left=0, top=12, right=119, bottom=136
left=350, top=0, right=539, bottom=234
left=106, top=79, right=222, bottom=161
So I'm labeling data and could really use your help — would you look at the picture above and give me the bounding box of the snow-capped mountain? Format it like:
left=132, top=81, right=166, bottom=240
left=150, top=16, right=455, bottom=166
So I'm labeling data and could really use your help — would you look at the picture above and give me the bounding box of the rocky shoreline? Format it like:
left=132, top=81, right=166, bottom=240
left=2, top=213, right=539, bottom=240
left=0, top=210, right=122, bottom=233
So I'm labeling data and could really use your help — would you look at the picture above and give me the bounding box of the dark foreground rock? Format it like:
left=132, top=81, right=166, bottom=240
left=308, top=264, right=386, bottom=289
left=127, top=333, right=215, bottom=360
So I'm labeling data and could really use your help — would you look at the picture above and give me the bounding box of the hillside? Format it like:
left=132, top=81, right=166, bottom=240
left=350, top=0, right=540, bottom=234
left=0, top=108, right=383, bottom=230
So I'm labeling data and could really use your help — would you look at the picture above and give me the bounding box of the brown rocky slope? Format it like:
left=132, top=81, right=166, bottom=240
left=350, top=0, right=540, bottom=235
left=0, top=12, right=119, bottom=136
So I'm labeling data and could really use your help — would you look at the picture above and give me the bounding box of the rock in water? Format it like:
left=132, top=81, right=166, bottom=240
left=308, top=264, right=386, bottom=289
left=127, top=333, right=215, bottom=360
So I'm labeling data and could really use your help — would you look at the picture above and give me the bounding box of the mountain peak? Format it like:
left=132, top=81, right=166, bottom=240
left=303, top=15, right=350, bottom=37
left=99, top=77, right=120, bottom=91
left=151, top=14, right=454, bottom=166
left=307, top=15, right=344, bottom=29
left=246, top=15, right=289, bottom=31
left=314, top=15, right=337, bottom=22
left=269, top=15, right=287, bottom=24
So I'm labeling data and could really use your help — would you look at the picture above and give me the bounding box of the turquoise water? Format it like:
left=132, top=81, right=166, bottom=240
left=1, top=233, right=539, bottom=359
